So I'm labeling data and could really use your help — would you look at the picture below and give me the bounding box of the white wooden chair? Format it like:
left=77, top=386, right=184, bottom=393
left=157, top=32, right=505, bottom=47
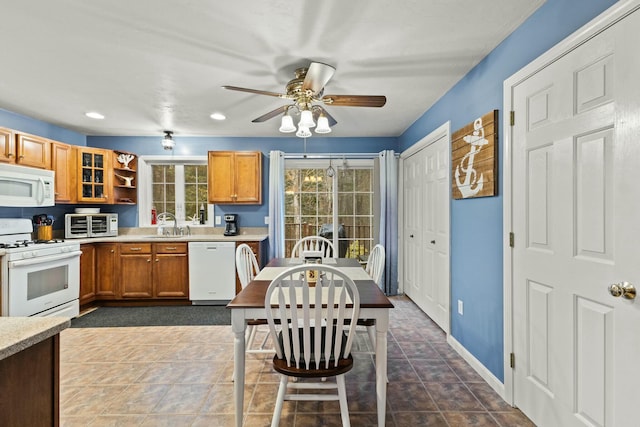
left=265, top=264, right=361, bottom=427
left=291, top=236, right=336, bottom=259
left=356, top=244, right=385, bottom=365
left=234, top=244, right=273, bottom=381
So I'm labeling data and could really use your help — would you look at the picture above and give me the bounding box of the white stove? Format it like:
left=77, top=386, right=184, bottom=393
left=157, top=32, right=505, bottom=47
left=0, top=218, right=81, bottom=318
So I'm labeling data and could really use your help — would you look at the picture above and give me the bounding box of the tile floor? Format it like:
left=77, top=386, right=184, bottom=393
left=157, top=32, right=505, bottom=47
left=59, top=296, right=535, bottom=426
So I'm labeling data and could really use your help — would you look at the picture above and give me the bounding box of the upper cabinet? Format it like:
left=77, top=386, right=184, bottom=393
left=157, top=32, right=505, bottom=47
left=208, top=151, right=262, bottom=204
left=77, top=147, right=111, bottom=203
left=51, top=142, right=77, bottom=204
left=112, top=150, right=137, bottom=204
left=0, top=128, right=51, bottom=169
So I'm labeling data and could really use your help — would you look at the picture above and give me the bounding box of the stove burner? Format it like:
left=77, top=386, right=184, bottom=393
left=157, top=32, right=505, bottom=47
left=34, top=239, right=65, bottom=244
left=0, top=239, right=66, bottom=249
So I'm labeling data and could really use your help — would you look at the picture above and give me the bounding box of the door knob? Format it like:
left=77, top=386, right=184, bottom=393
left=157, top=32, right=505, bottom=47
left=608, top=282, right=636, bottom=300
left=410, top=234, right=414, bottom=238
left=430, top=240, right=436, bottom=244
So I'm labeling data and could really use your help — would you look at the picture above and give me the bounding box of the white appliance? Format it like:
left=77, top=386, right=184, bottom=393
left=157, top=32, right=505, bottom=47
left=65, top=213, right=118, bottom=238
left=0, top=218, right=81, bottom=317
left=188, top=241, right=236, bottom=304
left=0, top=163, right=55, bottom=207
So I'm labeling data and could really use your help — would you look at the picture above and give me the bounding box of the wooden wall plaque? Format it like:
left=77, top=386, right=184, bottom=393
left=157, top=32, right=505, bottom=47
left=451, top=110, right=498, bottom=199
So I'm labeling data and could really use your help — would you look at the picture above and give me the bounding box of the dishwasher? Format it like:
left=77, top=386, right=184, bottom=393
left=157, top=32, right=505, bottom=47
left=188, top=241, right=236, bottom=304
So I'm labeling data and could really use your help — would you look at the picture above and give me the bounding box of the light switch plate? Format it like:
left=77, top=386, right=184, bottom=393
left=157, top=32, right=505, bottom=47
left=264, top=216, right=269, bottom=224
left=215, top=216, right=221, bottom=225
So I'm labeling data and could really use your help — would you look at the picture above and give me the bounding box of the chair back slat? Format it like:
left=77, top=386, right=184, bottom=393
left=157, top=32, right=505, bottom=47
left=235, top=244, right=261, bottom=289
left=291, top=236, right=336, bottom=258
left=365, top=244, right=386, bottom=287
left=265, top=264, right=361, bottom=371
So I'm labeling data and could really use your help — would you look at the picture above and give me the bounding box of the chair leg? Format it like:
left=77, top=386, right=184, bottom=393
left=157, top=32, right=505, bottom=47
left=271, top=375, right=289, bottom=427
left=336, top=374, right=351, bottom=427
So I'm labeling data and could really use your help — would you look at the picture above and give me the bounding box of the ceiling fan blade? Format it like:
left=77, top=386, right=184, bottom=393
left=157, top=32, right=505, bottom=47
left=251, top=105, right=289, bottom=123
left=302, top=62, right=336, bottom=95
left=321, top=95, right=387, bottom=107
left=222, top=85, right=286, bottom=98
left=313, top=106, right=338, bottom=127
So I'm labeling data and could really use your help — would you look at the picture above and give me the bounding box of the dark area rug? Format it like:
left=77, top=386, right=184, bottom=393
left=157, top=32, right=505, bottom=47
left=71, top=305, right=231, bottom=328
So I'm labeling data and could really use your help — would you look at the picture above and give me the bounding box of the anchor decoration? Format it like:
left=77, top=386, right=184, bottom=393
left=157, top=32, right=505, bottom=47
left=451, top=110, right=498, bottom=199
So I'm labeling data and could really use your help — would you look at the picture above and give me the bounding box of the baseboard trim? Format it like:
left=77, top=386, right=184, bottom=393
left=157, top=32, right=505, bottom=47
left=447, top=334, right=509, bottom=404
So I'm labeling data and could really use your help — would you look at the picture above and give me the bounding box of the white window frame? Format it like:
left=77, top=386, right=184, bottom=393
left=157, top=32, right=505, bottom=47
left=138, top=155, right=214, bottom=227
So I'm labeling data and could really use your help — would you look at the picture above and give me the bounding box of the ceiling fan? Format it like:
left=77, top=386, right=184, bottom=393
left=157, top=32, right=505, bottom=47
left=222, top=62, right=386, bottom=136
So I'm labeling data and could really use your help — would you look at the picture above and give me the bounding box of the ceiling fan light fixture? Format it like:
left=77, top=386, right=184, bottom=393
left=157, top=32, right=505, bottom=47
left=298, top=109, right=315, bottom=128
left=161, top=131, right=175, bottom=150
left=315, top=115, right=331, bottom=134
left=279, top=114, right=296, bottom=133
left=296, top=126, right=312, bottom=138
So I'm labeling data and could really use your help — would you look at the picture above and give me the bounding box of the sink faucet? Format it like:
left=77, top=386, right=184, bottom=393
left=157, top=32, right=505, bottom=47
left=157, top=212, right=179, bottom=236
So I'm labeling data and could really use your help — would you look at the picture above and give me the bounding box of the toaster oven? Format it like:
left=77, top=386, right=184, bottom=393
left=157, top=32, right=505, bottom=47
left=65, top=213, right=118, bottom=238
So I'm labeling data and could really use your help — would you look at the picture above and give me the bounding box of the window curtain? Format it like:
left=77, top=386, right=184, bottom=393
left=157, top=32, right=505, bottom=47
left=378, top=150, right=398, bottom=295
left=268, top=150, right=286, bottom=259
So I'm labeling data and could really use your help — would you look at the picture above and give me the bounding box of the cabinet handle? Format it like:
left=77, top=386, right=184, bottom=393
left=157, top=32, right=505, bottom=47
left=19, top=155, right=24, bottom=159
left=110, top=249, right=115, bottom=253
left=129, top=247, right=142, bottom=251
left=155, top=259, right=159, bottom=262
left=147, top=259, right=151, bottom=262
left=7, top=152, right=14, bottom=158
left=165, top=247, right=177, bottom=250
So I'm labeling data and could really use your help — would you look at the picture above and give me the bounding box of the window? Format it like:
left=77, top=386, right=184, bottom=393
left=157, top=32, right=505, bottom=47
left=284, top=159, right=375, bottom=260
left=138, top=156, right=212, bottom=226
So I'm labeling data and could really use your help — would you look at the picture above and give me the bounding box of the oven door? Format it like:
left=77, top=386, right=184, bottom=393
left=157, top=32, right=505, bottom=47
left=6, top=250, right=81, bottom=317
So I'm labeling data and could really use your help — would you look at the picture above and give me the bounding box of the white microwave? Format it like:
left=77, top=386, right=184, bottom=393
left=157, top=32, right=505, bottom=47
left=0, top=162, right=55, bottom=207
left=65, top=213, right=118, bottom=238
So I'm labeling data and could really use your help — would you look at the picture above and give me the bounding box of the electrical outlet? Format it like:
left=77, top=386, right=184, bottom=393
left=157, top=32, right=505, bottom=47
left=458, top=300, right=464, bottom=315
left=215, top=216, right=221, bottom=225
left=264, top=216, right=269, bottom=225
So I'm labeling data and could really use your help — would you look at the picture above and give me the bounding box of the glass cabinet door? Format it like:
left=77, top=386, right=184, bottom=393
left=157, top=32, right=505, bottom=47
left=80, top=151, right=107, bottom=201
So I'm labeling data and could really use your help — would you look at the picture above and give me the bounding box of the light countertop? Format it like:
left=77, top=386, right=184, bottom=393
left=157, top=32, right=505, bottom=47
left=0, top=316, right=70, bottom=360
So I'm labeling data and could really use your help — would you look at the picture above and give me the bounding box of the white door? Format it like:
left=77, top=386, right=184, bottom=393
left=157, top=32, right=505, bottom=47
left=403, top=129, right=450, bottom=332
left=510, top=7, right=640, bottom=426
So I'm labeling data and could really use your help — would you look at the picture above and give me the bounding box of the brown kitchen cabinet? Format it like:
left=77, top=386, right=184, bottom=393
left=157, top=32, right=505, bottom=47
left=51, top=142, right=77, bottom=203
left=0, top=128, right=51, bottom=168
left=154, top=243, right=189, bottom=298
left=0, top=127, right=15, bottom=163
left=79, top=244, right=96, bottom=306
left=77, top=147, right=111, bottom=203
left=234, top=240, right=267, bottom=294
left=96, top=243, right=118, bottom=299
left=208, top=151, right=262, bottom=204
left=119, top=243, right=153, bottom=298
left=112, top=150, right=137, bottom=205
left=119, top=242, right=189, bottom=299
left=0, top=335, right=61, bottom=427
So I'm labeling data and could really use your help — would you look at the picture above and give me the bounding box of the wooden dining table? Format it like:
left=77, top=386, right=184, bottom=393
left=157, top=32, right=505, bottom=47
left=227, top=257, right=394, bottom=427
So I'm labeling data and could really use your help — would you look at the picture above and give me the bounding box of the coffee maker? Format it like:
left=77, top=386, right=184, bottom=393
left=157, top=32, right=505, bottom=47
left=224, top=214, right=239, bottom=236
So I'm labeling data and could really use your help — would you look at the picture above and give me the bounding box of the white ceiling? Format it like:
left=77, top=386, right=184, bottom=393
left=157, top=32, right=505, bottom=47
left=0, top=1, right=544, bottom=138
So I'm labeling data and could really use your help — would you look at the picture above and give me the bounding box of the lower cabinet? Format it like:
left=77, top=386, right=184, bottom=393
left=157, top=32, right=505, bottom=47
left=80, top=244, right=96, bottom=305
left=154, top=243, right=189, bottom=298
left=0, top=335, right=60, bottom=427
left=79, top=242, right=189, bottom=303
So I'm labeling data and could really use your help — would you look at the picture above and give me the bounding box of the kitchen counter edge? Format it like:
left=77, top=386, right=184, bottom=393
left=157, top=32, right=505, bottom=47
left=0, top=316, right=70, bottom=360
left=73, top=234, right=268, bottom=244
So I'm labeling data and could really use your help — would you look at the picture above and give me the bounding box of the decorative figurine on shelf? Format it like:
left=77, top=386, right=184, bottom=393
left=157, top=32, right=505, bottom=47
left=116, top=153, right=135, bottom=169
left=115, top=174, right=135, bottom=187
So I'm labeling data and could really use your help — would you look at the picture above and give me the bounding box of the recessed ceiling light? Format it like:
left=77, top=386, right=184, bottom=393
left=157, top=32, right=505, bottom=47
left=210, top=113, right=226, bottom=121
left=85, top=112, right=105, bottom=119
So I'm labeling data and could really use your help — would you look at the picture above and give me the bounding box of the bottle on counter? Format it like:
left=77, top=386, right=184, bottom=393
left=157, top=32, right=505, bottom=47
left=199, top=204, right=205, bottom=224
left=151, top=206, right=157, bottom=225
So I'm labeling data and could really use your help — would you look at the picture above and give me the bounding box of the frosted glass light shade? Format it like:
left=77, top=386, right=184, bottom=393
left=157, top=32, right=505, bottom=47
left=315, top=115, right=331, bottom=133
left=296, top=126, right=312, bottom=138
left=298, top=110, right=315, bottom=128
left=279, top=115, right=296, bottom=132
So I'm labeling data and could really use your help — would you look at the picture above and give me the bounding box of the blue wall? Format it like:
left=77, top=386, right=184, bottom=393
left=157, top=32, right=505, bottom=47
left=88, top=135, right=397, bottom=227
left=397, top=0, right=618, bottom=381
